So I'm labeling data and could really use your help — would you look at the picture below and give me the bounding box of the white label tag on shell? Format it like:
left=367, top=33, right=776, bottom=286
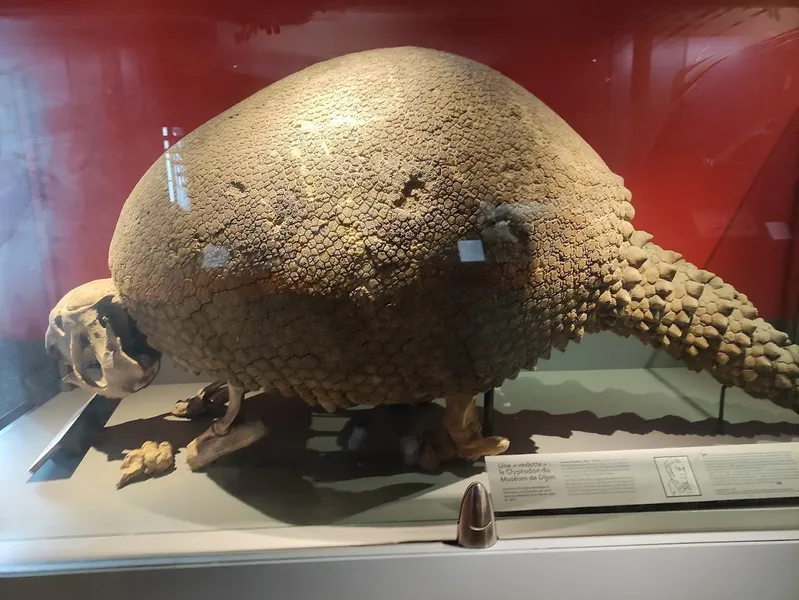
left=457, top=239, right=486, bottom=262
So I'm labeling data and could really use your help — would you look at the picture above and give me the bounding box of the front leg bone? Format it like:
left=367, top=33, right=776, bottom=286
left=171, top=381, right=228, bottom=419
left=185, top=383, right=267, bottom=470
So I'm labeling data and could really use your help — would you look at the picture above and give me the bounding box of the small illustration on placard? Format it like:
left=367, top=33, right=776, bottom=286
left=655, top=456, right=701, bottom=498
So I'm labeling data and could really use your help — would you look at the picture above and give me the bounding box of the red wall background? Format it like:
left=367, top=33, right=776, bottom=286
left=1, top=0, right=798, bottom=340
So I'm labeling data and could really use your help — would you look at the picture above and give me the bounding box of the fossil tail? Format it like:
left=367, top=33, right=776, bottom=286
left=595, top=229, right=799, bottom=411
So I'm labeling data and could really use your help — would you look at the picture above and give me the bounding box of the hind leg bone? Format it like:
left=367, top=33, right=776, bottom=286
left=419, top=394, right=509, bottom=469
left=444, top=394, right=509, bottom=460
left=185, top=383, right=266, bottom=470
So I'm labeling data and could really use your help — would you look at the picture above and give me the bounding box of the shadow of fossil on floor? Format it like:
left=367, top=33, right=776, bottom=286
left=40, top=378, right=798, bottom=524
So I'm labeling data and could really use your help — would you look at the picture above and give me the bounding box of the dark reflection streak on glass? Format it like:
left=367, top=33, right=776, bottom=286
left=10, top=71, right=59, bottom=308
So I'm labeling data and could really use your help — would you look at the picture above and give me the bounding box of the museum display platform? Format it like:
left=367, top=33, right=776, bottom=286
left=2, top=366, right=798, bottom=579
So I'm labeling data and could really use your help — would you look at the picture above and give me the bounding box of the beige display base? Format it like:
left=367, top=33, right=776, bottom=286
left=1, top=368, right=798, bottom=571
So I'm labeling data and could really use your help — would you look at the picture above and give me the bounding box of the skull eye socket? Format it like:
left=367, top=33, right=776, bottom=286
left=53, top=315, right=64, bottom=332
left=84, top=360, right=103, bottom=380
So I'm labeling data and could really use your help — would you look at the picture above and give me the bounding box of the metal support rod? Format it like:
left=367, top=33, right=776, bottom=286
left=717, top=385, right=727, bottom=435
left=483, top=388, right=495, bottom=437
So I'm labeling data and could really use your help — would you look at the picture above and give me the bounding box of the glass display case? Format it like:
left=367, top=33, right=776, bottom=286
left=1, top=1, right=798, bottom=597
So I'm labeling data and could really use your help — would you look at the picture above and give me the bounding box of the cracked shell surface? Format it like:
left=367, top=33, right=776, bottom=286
left=109, top=47, right=644, bottom=406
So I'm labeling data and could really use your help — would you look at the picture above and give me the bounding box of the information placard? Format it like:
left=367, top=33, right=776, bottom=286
left=485, top=442, right=799, bottom=512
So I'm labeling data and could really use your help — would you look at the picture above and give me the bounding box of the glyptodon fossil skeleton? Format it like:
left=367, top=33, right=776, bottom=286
left=47, top=47, right=799, bottom=474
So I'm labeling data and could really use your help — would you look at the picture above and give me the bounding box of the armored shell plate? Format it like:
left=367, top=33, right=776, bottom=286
left=109, top=47, right=630, bottom=407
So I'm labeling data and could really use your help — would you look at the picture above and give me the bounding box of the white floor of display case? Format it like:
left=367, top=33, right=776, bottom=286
left=1, top=367, right=798, bottom=570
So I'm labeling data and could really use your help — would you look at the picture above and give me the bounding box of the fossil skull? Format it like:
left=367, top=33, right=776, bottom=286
left=45, top=279, right=161, bottom=398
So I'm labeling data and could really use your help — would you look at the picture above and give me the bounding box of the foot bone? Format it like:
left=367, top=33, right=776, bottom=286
left=185, top=421, right=268, bottom=470
left=117, top=441, right=175, bottom=488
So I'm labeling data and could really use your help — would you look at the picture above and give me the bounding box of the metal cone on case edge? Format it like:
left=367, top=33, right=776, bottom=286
left=456, top=481, right=497, bottom=548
